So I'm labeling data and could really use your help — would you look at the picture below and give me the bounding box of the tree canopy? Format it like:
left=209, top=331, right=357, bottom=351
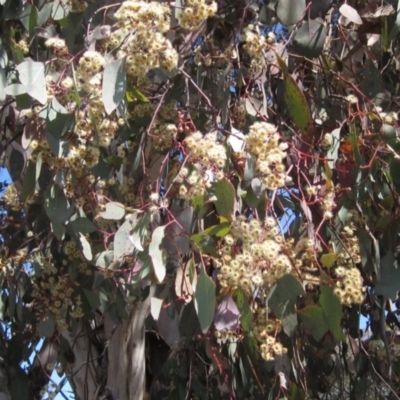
left=0, top=0, right=400, bottom=399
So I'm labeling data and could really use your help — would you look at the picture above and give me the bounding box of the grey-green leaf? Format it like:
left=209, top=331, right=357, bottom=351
left=16, top=60, right=47, bottom=104
left=149, top=226, right=166, bottom=283
left=69, top=218, right=96, bottom=234
left=99, top=201, right=126, bottom=220
left=277, top=0, right=305, bottom=25
left=103, top=57, right=127, bottom=115
left=78, top=233, right=93, bottom=261
left=194, top=267, right=216, bottom=333
left=292, top=20, right=327, bottom=58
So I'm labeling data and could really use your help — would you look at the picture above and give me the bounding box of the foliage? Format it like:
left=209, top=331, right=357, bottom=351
left=0, top=0, right=400, bottom=399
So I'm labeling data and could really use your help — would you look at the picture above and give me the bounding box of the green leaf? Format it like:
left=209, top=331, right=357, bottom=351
left=20, top=161, right=36, bottom=202
left=126, top=85, right=149, bottom=103
left=390, top=158, right=400, bottom=193
left=10, top=367, right=29, bottom=400
left=103, top=57, right=127, bottom=115
left=277, top=0, right=306, bottom=25
left=375, top=251, right=400, bottom=300
left=320, top=284, right=345, bottom=341
left=298, top=305, right=328, bottom=341
left=29, top=5, right=38, bottom=36
left=38, top=311, right=55, bottom=338
left=211, top=178, right=235, bottom=221
left=235, top=288, right=252, bottom=332
left=149, top=226, right=167, bottom=283
left=0, top=67, right=6, bottom=102
left=320, top=252, right=337, bottom=269
left=45, top=184, right=73, bottom=223
left=16, top=60, right=47, bottom=104
left=69, top=218, right=96, bottom=234
left=197, top=222, right=231, bottom=238
left=194, top=267, right=216, bottom=333
left=37, top=2, right=53, bottom=26
left=99, top=201, right=126, bottom=220
left=292, top=20, right=326, bottom=58
left=276, top=54, right=313, bottom=139
left=268, top=274, right=304, bottom=319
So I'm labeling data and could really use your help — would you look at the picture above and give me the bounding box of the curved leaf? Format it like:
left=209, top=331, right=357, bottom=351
left=277, top=0, right=305, bottom=25
left=99, top=201, right=126, bottom=220
left=149, top=226, right=167, bottom=283
left=16, top=60, right=47, bottom=104
left=103, top=57, right=127, bottom=115
left=194, top=266, right=215, bottom=333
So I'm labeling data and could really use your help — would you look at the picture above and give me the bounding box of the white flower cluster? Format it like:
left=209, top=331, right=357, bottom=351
left=217, top=216, right=293, bottom=290
left=376, top=107, right=398, bottom=125
left=109, top=1, right=178, bottom=77
left=245, top=122, right=288, bottom=190
left=179, top=0, right=218, bottom=31
left=184, top=131, right=227, bottom=168
left=152, top=123, right=178, bottom=152
left=253, top=312, right=287, bottom=361
left=176, top=167, right=207, bottom=201
left=241, top=25, right=270, bottom=72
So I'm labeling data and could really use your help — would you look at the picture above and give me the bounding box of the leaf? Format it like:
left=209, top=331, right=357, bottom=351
left=151, top=297, right=163, bottom=321
left=94, top=250, right=114, bottom=269
left=20, top=161, right=36, bottom=202
left=4, top=83, right=27, bottom=97
left=78, top=233, right=93, bottom=261
left=390, top=159, right=400, bottom=193
left=126, top=85, right=149, bottom=103
left=196, top=222, right=231, bottom=238
left=194, top=266, right=216, bottom=333
left=149, top=226, right=166, bottom=283
left=235, top=288, right=252, bottom=332
left=114, top=215, right=137, bottom=260
left=38, top=311, right=55, bottom=338
left=211, top=178, right=235, bottom=220
left=320, top=252, right=337, bottom=269
left=375, top=251, right=400, bottom=300
left=275, top=54, right=313, bottom=139
left=16, top=60, right=47, bottom=104
left=10, top=367, right=29, bottom=400
left=99, top=201, right=126, bottom=220
left=103, top=57, right=127, bottom=115
left=319, top=284, right=345, bottom=341
left=214, top=295, right=240, bottom=331
left=52, top=0, right=69, bottom=20
left=8, top=142, right=27, bottom=182
left=0, top=67, right=6, bottom=102
left=292, top=20, right=326, bottom=58
left=175, top=261, right=197, bottom=303
left=227, top=128, right=245, bottom=153
left=339, top=4, right=362, bottom=25
left=37, top=3, right=53, bottom=26
left=277, top=0, right=306, bottom=25
left=298, top=305, right=328, bottom=341
left=44, top=184, right=72, bottom=223
left=69, top=217, right=96, bottom=234
left=268, top=274, right=304, bottom=319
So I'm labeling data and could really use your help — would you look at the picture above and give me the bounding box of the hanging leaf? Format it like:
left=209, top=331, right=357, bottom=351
left=292, top=20, right=327, bottom=58
left=114, top=214, right=138, bottom=260
left=78, top=233, right=93, bottom=261
left=211, top=178, right=235, bottom=221
left=149, top=226, right=167, bottom=283
left=375, top=251, right=400, bottom=300
left=339, top=4, right=362, bottom=25
left=298, top=305, right=328, bottom=341
left=277, top=0, right=306, bottom=25
left=38, top=311, right=55, bottom=338
left=99, top=201, right=126, bottom=220
left=194, top=266, right=216, bottom=333
left=69, top=218, right=96, bottom=234
left=0, top=67, right=6, bottom=102
left=275, top=54, right=313, bottom=139
left=319, top=284, right=345, bottom=341
left=103, top=57, right=127, bottom=115
left=268, top=274, right=304, bottom=319
left=16, top=60, right=47, bottom=104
